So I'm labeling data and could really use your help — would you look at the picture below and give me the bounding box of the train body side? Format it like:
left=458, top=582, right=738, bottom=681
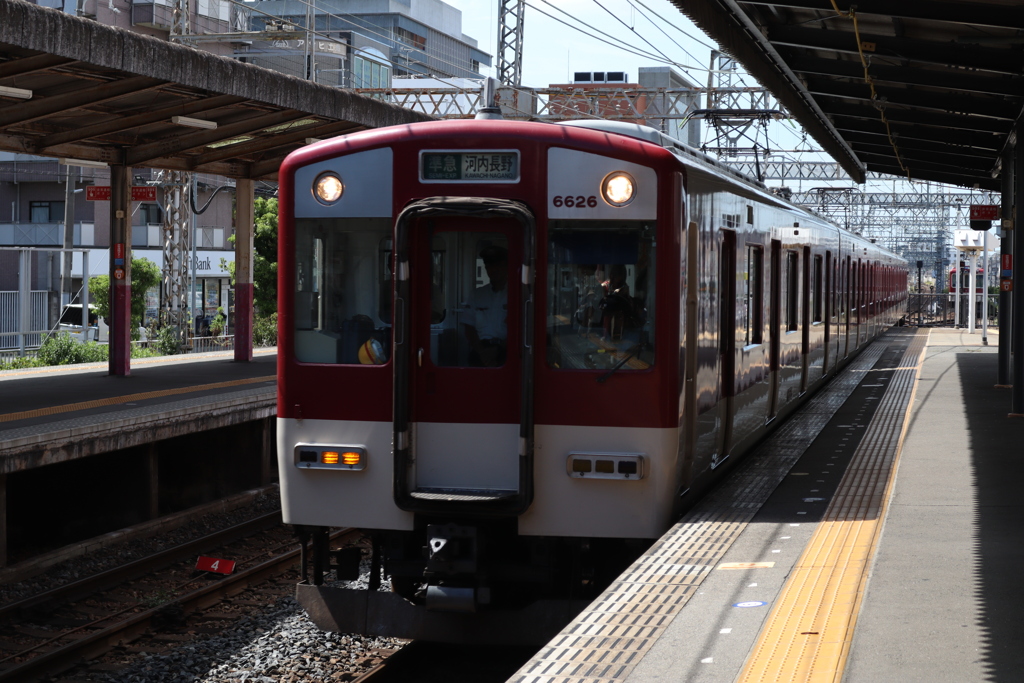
left=274, top=119, right=907, bottom=639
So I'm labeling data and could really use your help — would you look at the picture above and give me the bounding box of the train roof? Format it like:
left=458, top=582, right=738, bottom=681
left=558, top=120, right=901, bottom=259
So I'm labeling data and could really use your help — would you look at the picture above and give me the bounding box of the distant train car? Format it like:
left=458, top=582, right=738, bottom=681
left=949, top=263, right=985, bottom=294
left=276, top=118, right=907, bottom=644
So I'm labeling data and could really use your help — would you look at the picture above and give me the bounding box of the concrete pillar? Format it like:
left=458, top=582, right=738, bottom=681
left=147, top=443, right=160, bottom=519
left=261, top=416, right=277, bottom=485
left=109, top=165, right=133, bottom=376
left=0, top=474, right=6, bottom=568
left=234, top=178, right=255, bottom=362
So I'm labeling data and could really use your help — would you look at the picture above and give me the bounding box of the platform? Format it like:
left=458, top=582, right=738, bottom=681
left=511, top=327, right=1019, bottom=682
left=0, top=349, right=279, bottom=566
left=0, top=349, right=277, bottom=473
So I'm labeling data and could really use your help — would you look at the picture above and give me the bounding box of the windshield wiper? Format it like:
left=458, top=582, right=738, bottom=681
left=597, top=343, right=643, bottom=383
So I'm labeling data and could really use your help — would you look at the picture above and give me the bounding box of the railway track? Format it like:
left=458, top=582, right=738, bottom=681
left=0, top=514, right=357, bottom=682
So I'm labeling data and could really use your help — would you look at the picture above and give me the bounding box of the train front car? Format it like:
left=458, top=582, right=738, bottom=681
left=277, top=120, right=683, bottom=643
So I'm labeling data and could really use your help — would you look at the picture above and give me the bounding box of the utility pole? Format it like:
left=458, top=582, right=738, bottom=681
left=496, top=0, right=525, bottom=87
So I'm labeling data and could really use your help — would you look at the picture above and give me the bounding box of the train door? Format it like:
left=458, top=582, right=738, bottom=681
left=392, top=198, right=536, bottom=514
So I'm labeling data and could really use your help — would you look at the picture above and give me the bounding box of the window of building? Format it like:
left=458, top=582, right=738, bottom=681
left=140, top=203, right=163, bottom=225
left=29, top=201, right=64, bottom=222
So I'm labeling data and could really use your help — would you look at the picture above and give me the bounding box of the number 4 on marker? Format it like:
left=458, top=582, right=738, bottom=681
left=196, top=555, right=236, bottom=575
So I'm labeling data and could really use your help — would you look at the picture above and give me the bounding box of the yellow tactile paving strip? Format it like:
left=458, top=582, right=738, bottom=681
left=736, top=329, right=928, bottom=683
left=0, top=375, right=276, bottom=424
left=511, top=335, right=898, bottom=683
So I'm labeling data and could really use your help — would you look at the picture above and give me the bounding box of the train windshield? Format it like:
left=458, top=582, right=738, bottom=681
left=546, top=220, right=656, bottom=371
left=293, top=217, right=391, bottom=364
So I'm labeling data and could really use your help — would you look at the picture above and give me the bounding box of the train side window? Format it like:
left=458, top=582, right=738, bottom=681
left=293, top=217, right=391, bottom=364
left=813, top=255, right=823, bottom=323
left=745, top=245, right=764, bottom=346
left=785, top=250, right=798, bottom=332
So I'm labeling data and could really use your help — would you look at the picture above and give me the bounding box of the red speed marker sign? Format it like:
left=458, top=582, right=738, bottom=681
left=86, top=186, right=111, bottom=201
left=196, top=556, right=236, bottom=575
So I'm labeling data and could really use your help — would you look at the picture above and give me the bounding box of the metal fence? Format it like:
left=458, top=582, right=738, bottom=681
left=0, top=290, right=49, bottom=350
left=908, top=293, right=998, bottom=328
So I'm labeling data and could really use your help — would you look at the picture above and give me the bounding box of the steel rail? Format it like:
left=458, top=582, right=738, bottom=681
left=0, top=523, right=356, bottom=682
left=0, top=511, right=283, bottom=622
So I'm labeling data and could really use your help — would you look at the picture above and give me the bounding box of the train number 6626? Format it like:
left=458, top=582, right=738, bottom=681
left=553, top=195, right=598, bottom=208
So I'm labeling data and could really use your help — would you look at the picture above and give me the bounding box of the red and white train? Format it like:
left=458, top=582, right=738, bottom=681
left=276, top=117, right=907, bottom=643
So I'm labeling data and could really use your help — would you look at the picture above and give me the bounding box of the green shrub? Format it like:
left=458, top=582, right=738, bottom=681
left=36, top=333, right=110, bottom=366
left=253, top=313, right=278, bottom=347
left=37, top=333, right=85, bottom=365
left=156, top=326, right=182, bottom=356
left=0, top=355, right=44, bottom=371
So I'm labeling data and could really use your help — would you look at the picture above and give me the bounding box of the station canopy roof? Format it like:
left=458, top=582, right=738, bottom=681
left=0, top=0, right=433, bottom=180
left=671, top=0, right=1023, bottom=190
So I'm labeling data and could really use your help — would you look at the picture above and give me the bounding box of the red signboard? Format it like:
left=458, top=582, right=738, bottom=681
left=131, top=186, right=157, bottom=202
left=114, top=243, right=124, bottom=259
left=970, top=205, right=1000, bottom=220
left=1004, top=254, right=1013, bottom=271
left=195, top=556, right=236, bottom=575
left=86, top=186, right=111, bottom=201
left=1001, top=279, right=1013, bottom=292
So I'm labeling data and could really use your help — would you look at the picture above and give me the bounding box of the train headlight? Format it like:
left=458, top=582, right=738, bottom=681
left=601, top=172, right=635, bottom=207
left=313, top=172, right=344, bottom=204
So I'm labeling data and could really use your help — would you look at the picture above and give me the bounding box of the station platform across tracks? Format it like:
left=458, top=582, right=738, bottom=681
left=0, top=350, right=277, bottom=467
left=511, top=327, right=1020, bottom=683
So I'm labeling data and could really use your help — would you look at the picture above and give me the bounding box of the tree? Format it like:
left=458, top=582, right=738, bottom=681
left=222, top=195, right=278, bottom=315
left=89, top=255, right=161, bottom=330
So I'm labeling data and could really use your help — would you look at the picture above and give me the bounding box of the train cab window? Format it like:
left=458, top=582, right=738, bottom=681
left=785, top=251, right=798, bottom=332
left=745, top=245, right=764, bottom=345
left=546, top=220, right=655, bottom=371
left=293, top=218, right=391, bottom=364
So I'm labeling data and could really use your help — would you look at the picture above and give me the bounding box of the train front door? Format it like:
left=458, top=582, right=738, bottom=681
left=392, top=199, right=536, bottom=510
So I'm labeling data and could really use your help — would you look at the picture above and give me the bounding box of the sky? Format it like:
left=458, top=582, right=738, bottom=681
left=445, top=0, right=718, bottom=90
left=439, top=0, right=826, bottom=170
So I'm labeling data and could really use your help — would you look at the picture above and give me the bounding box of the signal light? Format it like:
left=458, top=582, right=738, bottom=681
left=294, top=444, right=367, bottom=471
left=567, top=452, right=645, bottom=480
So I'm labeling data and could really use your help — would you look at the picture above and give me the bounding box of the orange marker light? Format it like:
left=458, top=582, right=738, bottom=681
left=321, top=451, right=340, bottom=465
left=342, top=451, right=362, bottom=466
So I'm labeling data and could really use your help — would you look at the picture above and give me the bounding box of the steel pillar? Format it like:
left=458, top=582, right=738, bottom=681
left=496, top=0, right=525, bottom=87
left=109, top=165, right=132, bottom=376
left=1012, top=147, right=1024, bottom=413
left=161, top=171, right=191, bottom=343
left=234, top=178, right=254, bottom=361
left=18, top=249, right=30, bottom=355
left=968, top=251, right=978, bottom=334
left=999, top=149, right=1013, bottom=386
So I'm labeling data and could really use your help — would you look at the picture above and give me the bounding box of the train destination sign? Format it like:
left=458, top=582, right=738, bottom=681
left=420, top=150, right=519, bottom=183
